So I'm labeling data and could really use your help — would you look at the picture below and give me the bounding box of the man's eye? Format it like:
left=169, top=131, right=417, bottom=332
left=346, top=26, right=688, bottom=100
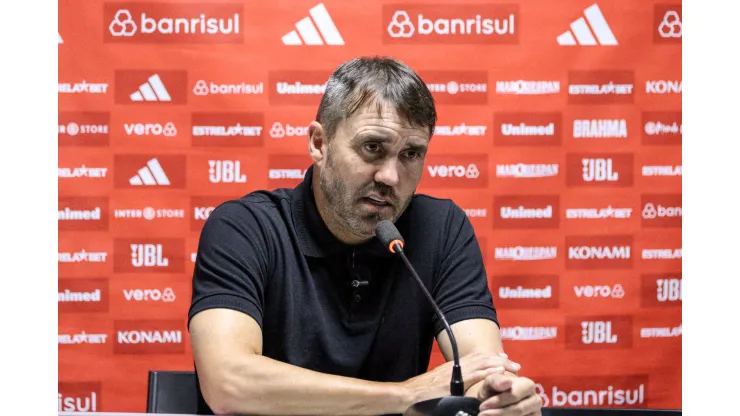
left=404, top=151, right=420, bottom=160
left=364, top=143, right=381, bottom=153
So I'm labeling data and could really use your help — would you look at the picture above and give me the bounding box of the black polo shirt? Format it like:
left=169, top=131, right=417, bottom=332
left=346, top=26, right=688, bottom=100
left=188, top=165, right=498, bottom=414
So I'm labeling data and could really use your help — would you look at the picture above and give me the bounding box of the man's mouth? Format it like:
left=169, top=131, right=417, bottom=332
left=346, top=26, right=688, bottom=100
left=363, top=196, right=392, bottom=207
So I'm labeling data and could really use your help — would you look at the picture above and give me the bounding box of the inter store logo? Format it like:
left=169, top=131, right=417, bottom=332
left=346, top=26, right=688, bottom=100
left=191, top=112, right=264, bottom=147
left=58, top=197, right=109, bottom=232
left=114, top=319, right=185, bottom=354
left=565, top=315, right=633, bottom=349
left=493, top=112, right=562, bottom=146
left=58, top=112, right=110, bottom=146
left=535, top=376, right=648, bottom=408
left=566, top=235, right=633, bottom=270
left=113, top=239, right=185, bottom=273
left=58, top=278, right=109, bottom=313
left=421, top=155, right=488, bottom=188
left=566, top=153, right=634, bottom=187
left=419, top=71, right=489, bottom=105
left=493, top=195, right=559, bottom=229
left=59, top=382, right=101, bottom=412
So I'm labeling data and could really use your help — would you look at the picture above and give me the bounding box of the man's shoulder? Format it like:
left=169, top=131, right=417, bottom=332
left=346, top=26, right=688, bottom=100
left=207, top=187, right=294, bottom=225
left=409, top=193, right=467, bottom=221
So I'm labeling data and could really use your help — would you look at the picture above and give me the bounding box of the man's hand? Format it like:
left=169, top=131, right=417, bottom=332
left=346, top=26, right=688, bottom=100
left=477, top=373, right=543, bottom=416
left=402, top=352, right=520, bottom=404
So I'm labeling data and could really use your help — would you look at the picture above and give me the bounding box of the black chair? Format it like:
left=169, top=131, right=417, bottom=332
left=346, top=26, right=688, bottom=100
left=146, top=370, right=199, bottom=414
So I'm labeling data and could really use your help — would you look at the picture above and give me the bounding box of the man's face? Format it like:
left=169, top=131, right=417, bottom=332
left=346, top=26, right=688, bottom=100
left=316, top=104, right=430, bottom=242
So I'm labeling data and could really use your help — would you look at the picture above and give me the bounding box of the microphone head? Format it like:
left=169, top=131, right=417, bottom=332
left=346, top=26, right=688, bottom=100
left=375, top=220, right=405, bottom=254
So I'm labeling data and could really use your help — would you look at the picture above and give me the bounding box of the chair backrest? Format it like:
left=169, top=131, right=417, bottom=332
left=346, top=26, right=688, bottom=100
left=146, top=370, right=199, bottom=414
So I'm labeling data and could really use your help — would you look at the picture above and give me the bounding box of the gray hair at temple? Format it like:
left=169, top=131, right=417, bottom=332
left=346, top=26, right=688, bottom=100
left=315, top=56, right=437, bottom=142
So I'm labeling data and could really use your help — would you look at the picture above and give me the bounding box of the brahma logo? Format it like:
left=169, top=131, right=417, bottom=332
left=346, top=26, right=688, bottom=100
left=641, top=274, right=681, bottom=307
left=641, top=194, right=681, bottom=227
left=269, top=122, right=309, bottom=139
left=566, top=153, right=634, bottom=187
left=566, top=235, right=633, bottom=269
left=58, top=197, right=109, bottom=231
left=642, top=248, right=681, bottom=260
left=58, top=278, right=109, bottom=313
left=493, top=195, right=559, bottom=229
left=190, top=196, right=229, bottom=231
left=566, top=315, right=633, bottom=349
left=59, top=382, right=101, bottom=412
left=566, top=206, right=632, bottom=220
left=646, top=80, right=682, bottom=94
left=433, top=123, right=487, bottom=137
left=573, top=284, right=625, bottom=299
left=500, top=326, right=557, bottom=341
left=123, top=287, right=176, bottom=302
left=114, top=155, right=186, bottom=189
left=573, top=119, right=627, bottom=139
left=104, top=3, right=243, bottom=43
left=192, top=79, right=264, bottom=96
left=269, top=155, right=312, bottom=188
left=642, top=165, right=681, bottom=177
left=58, top=80, right=109, bottom=94
left=421, top=155, right=488, bottom=188
left=58, top=112, right=110, bottom=146
left=495, top=80, right=560, bottom=95
left=494, top=246, right=557, bottom=261
left=192, top=112, right=264, bottom=147
left=114, top=239, right=184, bottom=273
left=534, top=376, right=648, bottom=407
left=495, top=163, right=558, bottom=178
left=642, top=111, right=681, bottom=145
left=419, top=71, right=488, bottom=105
left=654, top=5, right=681, bottom=43
left=114, top=70, right=188, bottom=104
left=494, top=112, right=562, bottom=146
left=491, top=275, right=559, bottom=309
left=383, top=4, right=518, bottom=44
left=568, top=71, right=635, bottom=104
left=114, top=320, right=185, bottom=354
left=123, top=122, right=177, bottom=137
left=269, top=71, right=330, bottom=105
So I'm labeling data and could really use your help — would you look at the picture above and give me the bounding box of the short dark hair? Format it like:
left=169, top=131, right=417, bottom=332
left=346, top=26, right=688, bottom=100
left=315, top=56, right=437, bottom=141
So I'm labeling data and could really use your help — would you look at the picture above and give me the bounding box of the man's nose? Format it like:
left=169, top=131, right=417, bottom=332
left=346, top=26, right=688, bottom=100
left=374, top=160, right=400, bottom=188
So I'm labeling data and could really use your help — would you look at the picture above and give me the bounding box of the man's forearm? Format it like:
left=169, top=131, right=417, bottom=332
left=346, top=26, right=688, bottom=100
left=207, top=353, right=414, bottom=415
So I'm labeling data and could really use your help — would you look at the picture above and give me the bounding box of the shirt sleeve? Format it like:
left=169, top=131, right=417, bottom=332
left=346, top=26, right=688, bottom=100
left=187, top=200, right=271, bottom=329
left=430, top=203, right=498, bottom=337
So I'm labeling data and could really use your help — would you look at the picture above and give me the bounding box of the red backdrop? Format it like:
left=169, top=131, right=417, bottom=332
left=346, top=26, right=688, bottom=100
left=58, top=0, right=682, bottom=412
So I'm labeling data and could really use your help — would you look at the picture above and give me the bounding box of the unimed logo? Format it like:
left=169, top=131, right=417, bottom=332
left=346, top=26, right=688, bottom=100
left=114, top=70, right=188, bottom=104
left=58, top=278, right=109, bottom=313
left=493, top=195, right=559, bottom=229
left=641, top=194, right=682, bottom=227
left=114, top=154, right=187, bottom=189
left=269, top=155, right=312, bottom=188
left=568, top=71, right=635, bottom=104
left=114, top=239, right=184, bottom=273
left=492, top=275, right=559, bottom=309
left=566, top=235, right=633, bottom=270
left=114, top=320, right=185, bottom=354
left=566, top=153, right=634, bottom=187
left=493, top=112, right=562, bottom=146
left=58, top=112, right=110, bottom=146
left=190, top=196, right=229, bottom=231
left=59, top=382, right=101, bottom=412
left=642, top=111, right=681, bottom=145
left=419, top=71, right=489, bottom=105
left=641, top=274, right=681, bottom=307
left=58, top=197, right=109, bottom=231
left=104, top=3, right=243, bottom=43
left=269, top=71, right=330, bottom=105
left=565, top=315, right=633, bottom=349
left=422, top=155, right=488, bottom=188
left=383, top=4, right=519, bottom=44
left=191, top=112, right=264, bottom=147
left=534, top=376, right=648, bottom=408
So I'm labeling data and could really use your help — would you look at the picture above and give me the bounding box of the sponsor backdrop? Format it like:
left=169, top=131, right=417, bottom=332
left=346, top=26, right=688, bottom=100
left=58, top=0, right=682, bottom=412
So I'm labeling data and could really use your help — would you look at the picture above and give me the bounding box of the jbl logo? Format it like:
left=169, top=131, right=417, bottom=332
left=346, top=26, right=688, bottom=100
left=581, top=321, right=617, bottom=344
left=657, top=278, right=682, bottom=302
left=209, top=160, right=246, bottom=183
left=130, top=244, right=169, bottom=267
left=582, top=158, right=618, bottom=182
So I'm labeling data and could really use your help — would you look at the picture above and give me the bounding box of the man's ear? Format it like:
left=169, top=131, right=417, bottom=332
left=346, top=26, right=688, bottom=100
left=308, top=121, right=328, bottom=165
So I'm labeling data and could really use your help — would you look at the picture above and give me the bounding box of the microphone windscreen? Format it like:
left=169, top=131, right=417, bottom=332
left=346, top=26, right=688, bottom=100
left=375, top=220, right=404, bottom=252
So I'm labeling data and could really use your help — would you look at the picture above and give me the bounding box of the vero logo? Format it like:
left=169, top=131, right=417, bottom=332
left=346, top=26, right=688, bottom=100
left=557, top=4, right=617, bottom=46
left=115, top=70, right=188, bottom=105
left=114, top=155, right=186, bottom=189
left=282, top=3, right=344, bottom=46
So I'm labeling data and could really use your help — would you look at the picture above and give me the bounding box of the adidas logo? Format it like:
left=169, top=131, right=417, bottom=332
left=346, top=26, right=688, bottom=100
left=282, top=3, right=344, bottom=46
left=130, top=74, right=172, bottom=102
left=129, top=158, right=171, bottom=186
left=58, top=33, right=63, bottom=44
left=557, top=4, right=617, bottom=46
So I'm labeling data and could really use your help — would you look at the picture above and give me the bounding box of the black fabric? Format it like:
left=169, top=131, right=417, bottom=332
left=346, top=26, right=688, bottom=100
left=188, top=165, right=498, bottom=415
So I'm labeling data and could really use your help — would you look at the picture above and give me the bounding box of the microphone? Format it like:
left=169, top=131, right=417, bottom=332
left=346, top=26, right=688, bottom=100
left=375, top=220, right=482, bottom=416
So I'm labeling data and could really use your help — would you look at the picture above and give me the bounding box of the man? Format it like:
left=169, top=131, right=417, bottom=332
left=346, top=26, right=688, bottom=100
left=188, top=56, right=543, bottom=416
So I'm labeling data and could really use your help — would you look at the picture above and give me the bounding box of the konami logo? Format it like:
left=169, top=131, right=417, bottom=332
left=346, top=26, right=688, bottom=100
left=114, top=70, right=188, bottom=105
left=419, top=71, right=489, bottom=105
left=566, top=153, right=634, bottom=187
left=114, top=155, right=187, bottom=189
left=565, top=235, right=633, bottom=270
left=565, top=315, right=633, bottom=349
left=58, top=278, right=109, bottom=313
left=646, top=80, right=682, bottom=94
left=641, top=194, right=681, bottom=227
left=58, top=112, right=110, bottom=146
left=421, top=155, right=488, bottom=188
left=642, top=111, right=681, bottom=145
left=114, top=320, right=185, bottom=354
left=493, top=195, right=559, bottom=229
left=641, top=274, right=681, bottom=307
left=59, top=382, right=101, bottom=412
left=568, top=71, right=635, bottom=104
left=113, top=239, right=185, bottom=273
left=534, top=375, right=649, bottom=408
left=58, top=197, right=109, bottom=231
left=269, top=155, right=312, bottom=188
left=490, top=275, right=559, bottom=309
left=383, top=4, right=519, bottom=44
left=493, top=112, right=562, bottom=146
left=269, top=71, right=330, bottom=105
left=190, top=196, right=229, bottom=231
left=191, top=112, right=264, bottom=147
left=104, top=3, right=243, bottom=43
